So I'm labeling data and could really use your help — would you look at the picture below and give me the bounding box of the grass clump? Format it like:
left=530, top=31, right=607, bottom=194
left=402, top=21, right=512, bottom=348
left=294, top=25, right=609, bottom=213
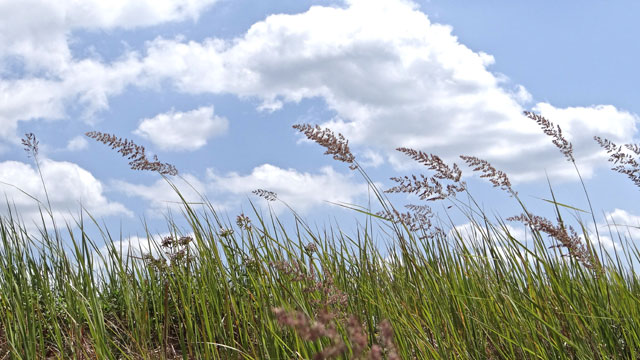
left=0, top=116, right=639, bottom=359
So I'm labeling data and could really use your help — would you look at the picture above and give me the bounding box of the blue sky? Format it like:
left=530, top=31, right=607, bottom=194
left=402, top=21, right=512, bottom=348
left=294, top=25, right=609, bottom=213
left=1, top=0, right=639, bottom=252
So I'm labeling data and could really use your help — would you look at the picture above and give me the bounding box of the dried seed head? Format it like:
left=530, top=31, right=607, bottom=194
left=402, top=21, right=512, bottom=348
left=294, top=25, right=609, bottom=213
left=236, top=213, right=252, bottom=230
left=218, top=227, right=234, bottom=237
left=252, top=189, right=278, bottom=201
left=21, top=133, right=39, bottom=158
left=386, top=148, right=465, bottom=201
left=595, top=136, right=640, bottom=188
left=272, top=307, right=346, bottom=358
left=178, top=236, right=193, bottom=246
left=346, top=316, right=368, bottom=357
left=524, top=111, right=575, bottom=162
left=161, top=236, right=175, bottom=248
left=460, top=155, right=515, bottom=196
left=304, top=242, right=318, bottom=255
left=377, top=204, right=433, bottom=232
left=85, top=131, right=178, bottom=175
left=293, top=124, right=357, bottom=170
left=508, top=214, right=598, bottom=270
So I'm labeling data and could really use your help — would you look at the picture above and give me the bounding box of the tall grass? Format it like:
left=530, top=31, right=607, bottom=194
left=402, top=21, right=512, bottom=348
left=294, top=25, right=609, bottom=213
left=1, top=114, right=640, bottom=359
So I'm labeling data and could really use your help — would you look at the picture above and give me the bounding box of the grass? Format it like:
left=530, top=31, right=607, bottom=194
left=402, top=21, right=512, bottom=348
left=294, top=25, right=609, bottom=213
left=1, top=113, right=640, bottom=359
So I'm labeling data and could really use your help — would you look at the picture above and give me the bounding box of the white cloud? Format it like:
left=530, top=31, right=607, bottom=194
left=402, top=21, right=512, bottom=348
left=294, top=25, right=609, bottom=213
left=1, top=0, right=637, bottom=185
left=136, top=0, right=638, bottom=182
left=111, top=164, right=369, bottom=216
left=527, top=103, right=639, bottom=180
left=206, top=163, right=369, bottom=213
left=0, top=0, right=219, bottom=72
left=94, top=232, right=184, bottom=272
left=0, top=0, right=218, bottom=144
left=449, top=221, right=533, bottom=263
left=112, top=174, right=209, bottom=216
left=134, top=106, right=228, bottom=151
left=0, top=54, right=145, bottom=142
left=66, top=135, right=89, bottom=151
left=591, top=208, right=640, bottom=252
left=0, top=159, right=131, bottom=228
left=360, top=149, right=385, bottom=168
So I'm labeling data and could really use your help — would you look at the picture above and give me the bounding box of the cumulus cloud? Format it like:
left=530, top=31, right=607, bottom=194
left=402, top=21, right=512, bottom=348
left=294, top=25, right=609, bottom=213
left=134, top=106, right=228, bottom=151
left=112, top=174, right=210, bottom=215
left=523, top=103, right=639, bottom=180
left=205, top=163, right=369, bottom=213
left=135, top=0, right=638, bottom=182
left=585, top=208, right=640, bottom=253
left=0, top=0, right=219, bottom=72
left=0, top=159, right=131, bottom=228
left=111, top=163, right=369, bottom=216
left=0, top=0, right=218, bottom=144
left=1, top=0, right=637, bottom=185
left=0, top=55, right=145, bottom=142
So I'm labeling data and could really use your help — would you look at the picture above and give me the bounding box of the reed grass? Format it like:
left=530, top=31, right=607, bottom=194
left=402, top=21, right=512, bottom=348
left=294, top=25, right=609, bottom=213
left=0, top=116, right=639, bottom=359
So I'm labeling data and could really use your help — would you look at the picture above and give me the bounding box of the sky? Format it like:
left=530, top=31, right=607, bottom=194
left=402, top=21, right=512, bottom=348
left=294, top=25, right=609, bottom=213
left=1, top=0, right=639, bottom=253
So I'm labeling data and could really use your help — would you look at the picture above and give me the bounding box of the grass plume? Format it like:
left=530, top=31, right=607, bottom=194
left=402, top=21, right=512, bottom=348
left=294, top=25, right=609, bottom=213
left=460, top=155, right=515, bottom=196
left=386, top=148, right=465, bottom=201
left=595, top=136, right=640, bottom=188
left=524, top=111, right=574, bottom=162
left=293, top=124, right=357, bottom=170
left=85, top=131, right=178, bottom=176
left=508, top=214, right=597, bottom=270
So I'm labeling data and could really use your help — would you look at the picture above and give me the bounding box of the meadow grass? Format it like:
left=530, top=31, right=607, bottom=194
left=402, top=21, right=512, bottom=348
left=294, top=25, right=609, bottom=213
left=1, top=114, right=640, bottom=359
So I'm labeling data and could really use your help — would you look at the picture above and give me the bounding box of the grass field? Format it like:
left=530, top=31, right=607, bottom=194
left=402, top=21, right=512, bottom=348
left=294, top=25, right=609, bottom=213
left=1, top=114, right=640, bottom=359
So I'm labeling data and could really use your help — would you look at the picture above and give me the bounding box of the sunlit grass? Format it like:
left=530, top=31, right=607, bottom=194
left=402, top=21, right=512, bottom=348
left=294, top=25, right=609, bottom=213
left=1, top=118, right=640, bottom=359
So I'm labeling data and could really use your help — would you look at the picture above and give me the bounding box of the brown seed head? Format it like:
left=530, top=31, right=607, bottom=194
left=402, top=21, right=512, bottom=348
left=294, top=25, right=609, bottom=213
left=460, top=155, right=515, bottom=196
left=236, top=213, right=252, bottom=230
left=508, top=214, right=597, bottom=270
left=524, top=111, right=575, bottom=162
left=21, top=133, right=39, bottom=158
left=252, top=189, right=278, bottom=201
left=595, top=136, right=640, bottom=188
left=386, top=149, right=466, bottom=201
left=85, top=131, right=178, bottom=175
left=377, top=204, right=433, bottom=232
left=293, top=124, right=357, bottom=170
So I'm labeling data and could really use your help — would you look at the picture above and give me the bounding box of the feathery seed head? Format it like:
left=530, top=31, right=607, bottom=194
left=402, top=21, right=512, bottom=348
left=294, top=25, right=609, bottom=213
left=85, top=131, right=178, bottom=175
left=293, top=124, right=357, bottom=170
left=524, top=111, right=575, bottom=162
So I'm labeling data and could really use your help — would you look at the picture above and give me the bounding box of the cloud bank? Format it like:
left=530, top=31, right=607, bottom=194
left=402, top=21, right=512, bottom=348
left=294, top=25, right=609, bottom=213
left=0, top=159, right=131, bottom=228
left=134, top=106, right=228, bottom=151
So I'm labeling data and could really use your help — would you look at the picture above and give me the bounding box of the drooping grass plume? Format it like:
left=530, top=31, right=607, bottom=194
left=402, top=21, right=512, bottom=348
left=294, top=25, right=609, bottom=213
left=252, top=188, right=278, bottom=201
left=508, top=214, right=597, bottom=270
left=594, top=136, right=640, bottom=188
left=524, top=111, right=575, bottom=162
left=293, top=124, right=357, bottom=170
left=377, top=204, right=433, bottom=232
left=85, top=131, right=178, bottom=175
left=21, top=132, right=39, bottom=158
left=460, top=155, right=515, bottom=196
left=386, top=148, right=465, bottom=201
left=396, top=147, right=463, bottom=183
left=526, top=111, right=606, bottom=264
